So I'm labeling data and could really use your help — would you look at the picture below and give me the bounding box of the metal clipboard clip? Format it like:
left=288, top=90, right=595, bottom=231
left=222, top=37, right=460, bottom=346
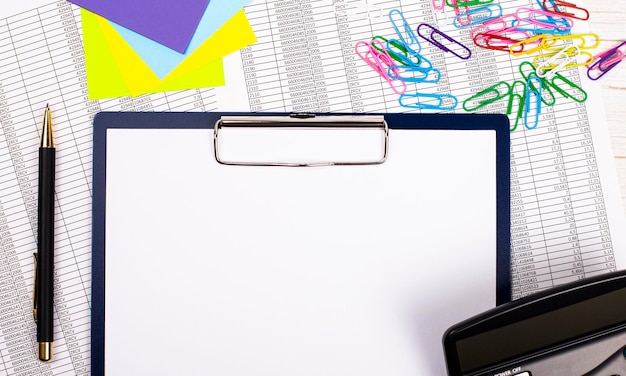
left=214, top=114, right=389, bottom=167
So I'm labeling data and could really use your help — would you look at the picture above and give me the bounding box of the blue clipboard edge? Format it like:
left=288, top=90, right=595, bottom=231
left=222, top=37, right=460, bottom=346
left=90, top=112, right=511, bottom=375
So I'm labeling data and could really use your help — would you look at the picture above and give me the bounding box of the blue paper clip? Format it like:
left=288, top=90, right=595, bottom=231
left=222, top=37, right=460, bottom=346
left=417, top=23, right=472, bottom=60
left=453, top=4, right=503, bottom=29
left=389, top=9, right=422, bottom=55
left=537, top=0, right=556, bottom=10
left=385, top=38, right=423, bottom=67
left=387, top=64, right=442, bottom=84
left=399, top=92, right=458, bottom=111
left=524, top=75, right=542, bottom=130
left=519, top=61, right=556, bottom=106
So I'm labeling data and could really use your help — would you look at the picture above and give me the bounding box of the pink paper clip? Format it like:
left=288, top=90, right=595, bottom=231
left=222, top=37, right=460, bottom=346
left=355, top=40, right=407, bottom=95
left=449, top=0, right=472, bottom=26
left=515, top=7, right=574, bottom=32
left=469, top=14, right=518, bottom=39
left=432, top=0, right=446, bottom=12
left=587, top=42, right=626, bottom=80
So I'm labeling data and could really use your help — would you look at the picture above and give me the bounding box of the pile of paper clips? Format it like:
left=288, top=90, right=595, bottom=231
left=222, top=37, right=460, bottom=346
left=353, top=0, right=626, bottom=131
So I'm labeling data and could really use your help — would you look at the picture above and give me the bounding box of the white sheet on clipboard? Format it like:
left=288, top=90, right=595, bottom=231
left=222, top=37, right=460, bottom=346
left=104, top=127, right=497, bottom=375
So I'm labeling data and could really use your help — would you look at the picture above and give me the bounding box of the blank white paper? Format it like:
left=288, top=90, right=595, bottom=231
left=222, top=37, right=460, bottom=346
left=104, top=127, right=497, bottom=375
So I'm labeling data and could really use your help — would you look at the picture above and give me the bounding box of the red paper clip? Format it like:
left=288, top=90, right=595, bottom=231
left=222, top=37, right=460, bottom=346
left=473, top=31, right=525, bottom=53
left=543, top=0, right=589, bottom=21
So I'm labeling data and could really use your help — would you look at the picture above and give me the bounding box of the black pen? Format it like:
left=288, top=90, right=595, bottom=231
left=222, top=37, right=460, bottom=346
left=34, top=104, right=55, bottom=361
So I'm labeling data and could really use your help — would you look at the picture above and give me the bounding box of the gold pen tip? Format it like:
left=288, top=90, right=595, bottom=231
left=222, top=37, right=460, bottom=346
left=41, top=105, right=54, bottom=148
left=38, top=342, right=52, bottom=362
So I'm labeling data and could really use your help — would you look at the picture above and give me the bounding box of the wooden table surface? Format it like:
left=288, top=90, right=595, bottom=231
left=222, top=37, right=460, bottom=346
left=586, top=3, right=626, bottom=213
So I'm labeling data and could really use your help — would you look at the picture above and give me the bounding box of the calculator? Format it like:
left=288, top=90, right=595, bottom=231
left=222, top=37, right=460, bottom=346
left=444, top=270, right=626, bottom=376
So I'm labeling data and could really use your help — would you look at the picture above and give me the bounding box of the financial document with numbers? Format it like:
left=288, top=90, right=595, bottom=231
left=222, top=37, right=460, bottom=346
left=0, top=0, right=625, bottom=375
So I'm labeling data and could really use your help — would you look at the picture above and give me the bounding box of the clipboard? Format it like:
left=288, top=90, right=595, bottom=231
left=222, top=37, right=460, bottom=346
left=91, top=112, right=511, bottom=376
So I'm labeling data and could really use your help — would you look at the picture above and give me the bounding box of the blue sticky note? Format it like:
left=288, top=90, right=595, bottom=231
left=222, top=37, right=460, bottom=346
left=111, top=0, right=252, bottom=79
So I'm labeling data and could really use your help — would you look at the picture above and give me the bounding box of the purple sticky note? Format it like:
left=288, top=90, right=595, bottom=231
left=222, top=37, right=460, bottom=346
left=68, top=0, right=211, bottom=53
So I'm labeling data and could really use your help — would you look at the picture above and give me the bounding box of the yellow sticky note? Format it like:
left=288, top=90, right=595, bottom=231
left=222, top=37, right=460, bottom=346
left=164, top=10, right=257, bottom=82
left=81, top=8, right=256, bottom=100
left=81, top=8, right=131, bottom=98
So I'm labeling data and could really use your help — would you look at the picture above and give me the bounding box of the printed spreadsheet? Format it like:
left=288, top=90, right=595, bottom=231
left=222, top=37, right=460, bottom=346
left=0, top=0, right=625, bottom=375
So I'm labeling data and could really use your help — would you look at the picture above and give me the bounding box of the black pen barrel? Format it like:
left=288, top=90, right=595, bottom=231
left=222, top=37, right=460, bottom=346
left=37, top=147, right=55, bottom=344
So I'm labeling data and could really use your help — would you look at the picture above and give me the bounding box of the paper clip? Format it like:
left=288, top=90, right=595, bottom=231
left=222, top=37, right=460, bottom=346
left=507, top=93, right=524, bottom=132
left=534, top=48, right=592, bottom=71
left=473, top=32, right=520, bottom=52
left=448, top=0, right=471, bottom=26
left=549, top=72, right=587, bottom=103
left=432, top=0, right=446, bottom=12
left=372, top=36, right=420, bottom=65
left=387, top=63, right=442, bottom=84
left=333, top=1, right=383, bottom=21
left=462, top=81, right=511, bottom=112
left=535, top=45, right=582, bottom=79
left=541, top=33, right=600, bottom=51
left=389, top=9, right=422, bottom=55
left=469, top=14, right=520, bottom=39
left=506, top=80, right=526, bottom=132
left=514, top=8, right=573, bottom=34
left=417, top=23, right=472, bottom=60
left=511, top=79, right=527, bottom=95
left=595, top=42, right=626, bottom=70
left=509, top=34, right=548, bottom=56
left=538, top=0, right=556, bottom=10
left=355, top=40, right=407, bottom=95
left=519, top=61, right=556, bottom=106
left=445, top=0, right=494, bottom=6
left=587, top=42, right=626, bottom=80
left=385, top=38, right=424, bottom=67
left=524, top=75, right=542, bottom=130
left=399, top=92, right=458, bottom=111
left=543, top=0, right=589, bottom=21
left=453, top=4, right=503, bottom=28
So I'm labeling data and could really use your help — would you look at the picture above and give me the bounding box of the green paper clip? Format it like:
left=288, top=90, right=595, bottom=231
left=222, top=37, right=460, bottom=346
left=463, top=81, right=511, bottom=112
left=446, top=0, right=494, bottom=7
left=519, top=61, right=556, bottom=107
left=549, top=72, right=588, bottom=103
left=507, top=80, right=526, bottom=133
left=507, top=93, right=524, bottom=132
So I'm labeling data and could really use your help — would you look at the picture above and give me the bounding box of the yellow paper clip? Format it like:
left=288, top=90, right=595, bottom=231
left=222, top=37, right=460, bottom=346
left=542, top=33, right=600, bottom=51
left=509, top=34, right=547, bottom=56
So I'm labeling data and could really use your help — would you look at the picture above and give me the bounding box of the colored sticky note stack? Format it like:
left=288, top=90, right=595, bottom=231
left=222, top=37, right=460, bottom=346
left=68, top=0, right=256, bottom=100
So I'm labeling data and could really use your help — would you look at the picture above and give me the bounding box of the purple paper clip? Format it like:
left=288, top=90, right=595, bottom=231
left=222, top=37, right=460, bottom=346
left=587, top=41, right=626, bottom=81
left=417, top=23, right=472, bottom=60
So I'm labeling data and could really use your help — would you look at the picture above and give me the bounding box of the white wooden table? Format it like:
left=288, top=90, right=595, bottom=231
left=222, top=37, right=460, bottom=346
left=586, top=3, right=626, bottom=213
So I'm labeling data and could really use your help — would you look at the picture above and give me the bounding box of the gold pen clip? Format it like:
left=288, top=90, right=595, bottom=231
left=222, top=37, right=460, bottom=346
left=33, top=253, right=38, bottom=323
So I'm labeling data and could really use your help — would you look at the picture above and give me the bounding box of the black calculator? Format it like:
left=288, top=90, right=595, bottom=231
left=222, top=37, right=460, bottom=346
left=444, top=270, right=626, bottom=376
